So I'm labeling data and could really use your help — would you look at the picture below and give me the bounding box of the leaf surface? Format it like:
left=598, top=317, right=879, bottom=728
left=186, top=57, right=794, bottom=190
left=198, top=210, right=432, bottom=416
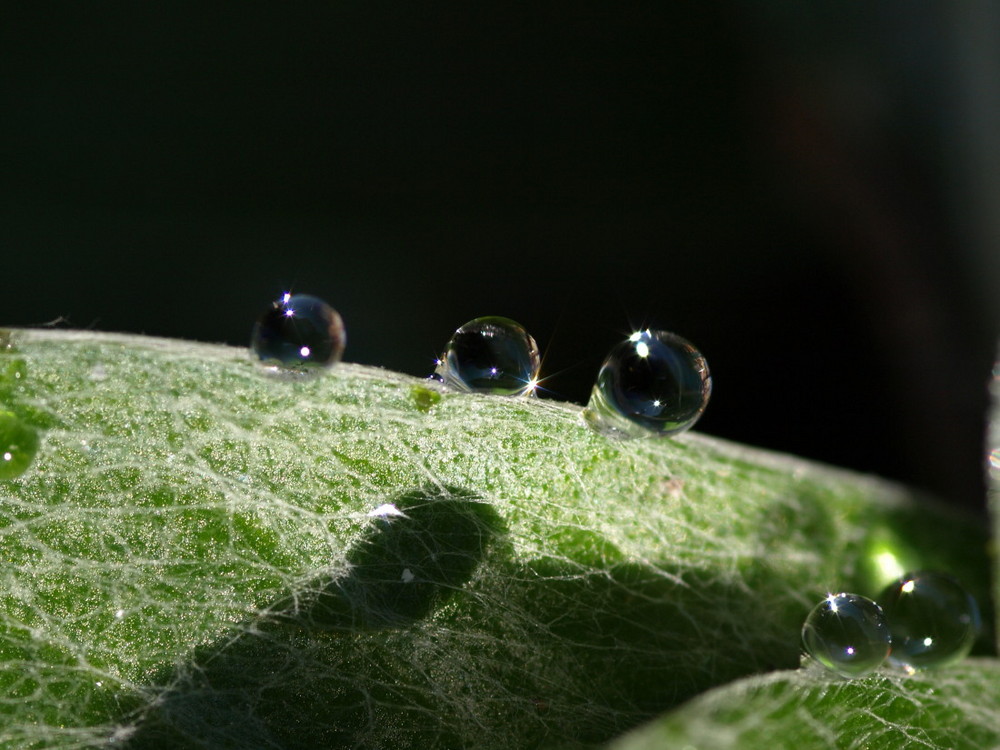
left=608, top=660, right=1000, bottom=750
left=0, top=330, right=990, bottom=748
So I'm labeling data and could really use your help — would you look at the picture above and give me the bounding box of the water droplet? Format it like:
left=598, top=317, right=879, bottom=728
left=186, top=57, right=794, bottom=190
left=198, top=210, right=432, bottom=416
left=878, top=571, right=981, bottom=670
left=801, top=593, right=891, bottom=678
left=434, top=316, right=540, bottom=396
left=251, top=293, right=345, bottom=373
left=410, top=384, right=442, bottom=412
left=583, top=329, right=711, bottom=439
left=0, top=411, right=40, bottom=480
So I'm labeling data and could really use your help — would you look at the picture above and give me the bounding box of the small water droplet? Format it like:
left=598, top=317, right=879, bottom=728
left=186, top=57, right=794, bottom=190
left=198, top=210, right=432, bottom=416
left=583, top=329, right=711, bottom=439
left=251, top=293, right=345, bottom=374
left=878, top=571, right=980, bottom=670
left=411, top=384, right=443, bottom=412
left=0, top=330, right=15, bottom=354
left=801, top=593, right=891, bottom=678
left=434, top=316, right=540, bottom=396
left=0, top=411, right=40, bottom=480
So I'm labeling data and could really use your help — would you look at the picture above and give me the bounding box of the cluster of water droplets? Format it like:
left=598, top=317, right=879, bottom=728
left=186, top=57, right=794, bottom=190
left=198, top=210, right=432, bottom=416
left=246, top=296, right=986, bottom=677
left=0, top=299, right=990, bottom=737
left=249, top=297, right=712, bottom=438
left=801, top=571, right=981, bottom=678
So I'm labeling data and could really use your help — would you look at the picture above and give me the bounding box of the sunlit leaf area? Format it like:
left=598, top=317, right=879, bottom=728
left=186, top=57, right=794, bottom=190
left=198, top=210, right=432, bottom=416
left=0, top=329, right=994, bottom=749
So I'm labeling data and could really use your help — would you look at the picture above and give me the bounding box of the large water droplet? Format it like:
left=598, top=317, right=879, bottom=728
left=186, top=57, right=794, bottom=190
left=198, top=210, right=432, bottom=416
left=251, top=293, right=345, bottom=374
left=0, top=411, right=40, bottom=480
left=802, top=593, right=891, bottom=678
left=434, top=316, right=540, bottom=396
left=583, top=329, right=711, bottom=439
left=878, top=571, right=980, bottom=670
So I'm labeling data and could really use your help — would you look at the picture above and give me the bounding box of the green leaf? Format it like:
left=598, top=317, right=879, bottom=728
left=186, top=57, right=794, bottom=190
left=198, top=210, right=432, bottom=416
left=610, top=350, right=1000, bottom=750
left=0, top=330, right=991, bottom=748
left=607, top=660, right=1000, bottom=750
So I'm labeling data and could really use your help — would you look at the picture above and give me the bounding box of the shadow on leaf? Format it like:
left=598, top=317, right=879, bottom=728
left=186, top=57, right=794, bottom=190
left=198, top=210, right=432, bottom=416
left=268, top=484, right=505, bottom=631
left=117, top=481, right=992, bottom=749
left=123, top=484, right=505, bottom=749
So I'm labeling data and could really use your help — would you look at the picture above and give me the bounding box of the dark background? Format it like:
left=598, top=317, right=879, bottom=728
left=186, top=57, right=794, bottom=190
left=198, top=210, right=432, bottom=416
left=2, top=3, right=998, bottom=510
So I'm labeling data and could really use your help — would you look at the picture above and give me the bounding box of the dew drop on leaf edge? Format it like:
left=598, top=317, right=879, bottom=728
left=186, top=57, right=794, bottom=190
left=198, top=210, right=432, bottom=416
left=0, top=411, right=40, bottom=480
left=434, top=316, right=540, bottom=397
left=251, top=293, right=345, bottom=374
left=584, top=329, right=711, bottom=439
left=878, top=571, right=981, bottom=671
left=801, top=593, right=891, bottom=679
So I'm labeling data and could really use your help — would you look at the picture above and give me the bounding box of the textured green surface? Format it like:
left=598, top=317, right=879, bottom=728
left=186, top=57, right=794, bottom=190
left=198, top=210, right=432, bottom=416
left=0, top=330, right=991, bottom=749
left=609, top=354, right=1000, bottom=750
left=609, top=659, right=1000, bottom=750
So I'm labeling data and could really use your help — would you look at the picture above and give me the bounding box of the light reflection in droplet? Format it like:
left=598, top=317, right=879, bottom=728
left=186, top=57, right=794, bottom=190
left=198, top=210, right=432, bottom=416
left=584, top=329, right=711, bottom=439
left=879, top=571, right=980, bottom=670
left=434, top=317, right=541, bottom=397
left=802, top=592, right=891, bottom=679
left=251, top=293, right=345, bottom=373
